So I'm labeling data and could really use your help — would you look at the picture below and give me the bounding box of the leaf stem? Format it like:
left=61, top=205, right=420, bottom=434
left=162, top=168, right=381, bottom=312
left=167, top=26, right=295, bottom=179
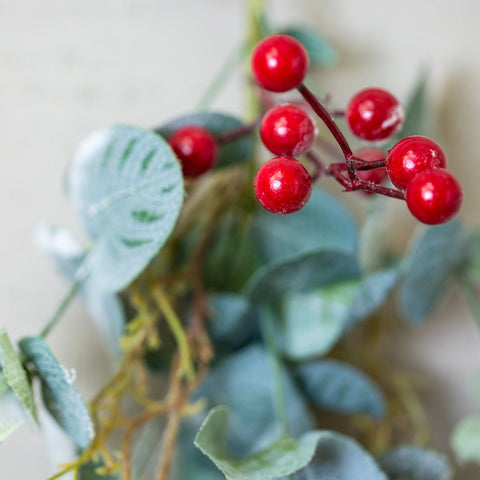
left=260, top=304, right=289, bottom=437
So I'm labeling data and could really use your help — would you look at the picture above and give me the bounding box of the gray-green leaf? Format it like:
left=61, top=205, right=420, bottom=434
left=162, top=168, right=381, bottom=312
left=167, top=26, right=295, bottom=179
left=451, top=415, right=480, bottom=464
left=0, top=327, right=37, bottom=423
left=68, top=125, right=183, bottom=292
left=194, top=406, right=323, bottom=480
left=295, top=360, right=386, bottom=418
left=19, top=336, right=92, bottom=448
left=156, top=112, right=254, bottom=168
left=0, top=417, right=22, bottom=442
left=400, top=221, right=469, bottom=323
left=378, top=446, right=452, bottom=480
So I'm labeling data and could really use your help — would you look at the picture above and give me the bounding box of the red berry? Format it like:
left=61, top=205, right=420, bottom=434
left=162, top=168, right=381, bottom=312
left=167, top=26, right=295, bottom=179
left=254, top=156, right=312, bottom=214
left=386, top=135, right=447, bottom=190
left=354, top=147, right=388, bottom=194
left=260, top=104, right=316, bottom=156
left=346, top=88, right=404, bottom=141
left=251, top=34, right=309, bottom=93
left=169, top=126, right=218, bottom=177
left=406, top=168, right=462, bottom=225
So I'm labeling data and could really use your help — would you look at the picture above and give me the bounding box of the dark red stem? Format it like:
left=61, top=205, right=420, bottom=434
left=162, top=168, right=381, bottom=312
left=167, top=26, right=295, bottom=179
left=216, top=118, right=260, bottom=144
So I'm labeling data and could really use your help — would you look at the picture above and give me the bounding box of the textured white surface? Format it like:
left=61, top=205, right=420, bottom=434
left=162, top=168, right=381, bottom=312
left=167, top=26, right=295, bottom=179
left=0, top=0, right=479, bottom=478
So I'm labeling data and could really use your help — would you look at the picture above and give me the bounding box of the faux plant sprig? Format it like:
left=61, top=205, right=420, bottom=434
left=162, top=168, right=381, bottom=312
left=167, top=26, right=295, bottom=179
left=0, top=3, right=479, bottom=480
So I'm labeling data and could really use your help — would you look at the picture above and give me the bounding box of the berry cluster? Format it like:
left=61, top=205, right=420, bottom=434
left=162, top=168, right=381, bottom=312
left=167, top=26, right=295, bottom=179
left=250, top=34, right=463, bottom=225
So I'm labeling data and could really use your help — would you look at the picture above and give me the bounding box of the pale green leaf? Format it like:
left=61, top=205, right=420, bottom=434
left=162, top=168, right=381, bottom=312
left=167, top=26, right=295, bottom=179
left=68, top=125, right=183, bottom=292
left=378, top=446, right=452, bottom=480
left=156, top=112, right=254, bottom=168
left=295, top=360, right=386, bottom=418
left=451, top=415, right=480, bottom=464
left=0, top=417, right=22, bottom=442
left=194, top=406, right=323, bottom=480
left=19, top=336, right=92, bottom=448
left=0, top=327, right=37, bottom=423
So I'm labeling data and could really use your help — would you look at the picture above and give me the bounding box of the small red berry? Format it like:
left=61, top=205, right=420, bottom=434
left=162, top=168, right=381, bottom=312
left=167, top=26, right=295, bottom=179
left=260, top=104, right=316, bottom=156
left=346, top=88, right=404, bottom=141
left=254, top=156, right=312, bottom=214
left=386, top=135, right=447, bottom=190
left=406, top=168, right=462, bottom=225
left=354, top=147, right=388, bottom=194
left=251, top=34, right=309, bottom=93
left=169, top=126, right=218, bottom=177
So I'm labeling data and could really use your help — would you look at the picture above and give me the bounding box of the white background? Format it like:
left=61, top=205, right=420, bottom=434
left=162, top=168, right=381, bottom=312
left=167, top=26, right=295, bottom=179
left=1, top=0, right=479, bottom=478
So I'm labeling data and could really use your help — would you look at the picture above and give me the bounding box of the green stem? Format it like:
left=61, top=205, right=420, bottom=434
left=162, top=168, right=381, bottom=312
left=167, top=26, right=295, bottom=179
left=260, top=304, right=288, bottom=437
left=196, top=42, right=247, bottom=111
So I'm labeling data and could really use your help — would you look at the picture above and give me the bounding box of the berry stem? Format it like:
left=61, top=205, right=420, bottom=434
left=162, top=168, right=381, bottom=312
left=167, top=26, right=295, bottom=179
left=304, top=150, right=325, bottom=181
left=216, top=117, right=260, bottom=144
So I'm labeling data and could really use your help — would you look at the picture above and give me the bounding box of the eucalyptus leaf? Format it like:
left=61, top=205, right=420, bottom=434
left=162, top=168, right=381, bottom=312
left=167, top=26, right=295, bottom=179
left=252, top=189, right=357, bottom=264
left=36, top=225, right=125, bottom=357
left=0, top=327, right=37, bottom=423
left=19, top=336, right=92, bottom=449
left=194, top=406, right=323, bottom=480
left=156, top=111, right=254, bottom=168
left=68, top=125, right=184, bottom=292
left=467, top=230, right=480, bottom=287
left=295, top=360, right=386, bottom=418
left=199, top=344, right=313, bottom=457
left=400, top=220, right=469, bottom=323
left=378, top=446, right=452, bottom=480
left=245, top=250, right=360, bottom=302
left=301, top=432, right=388, bottom=480
left=281, top=26, right=337, bottom=67
left=451, top=415, right=480, bottom=464
left=0, top=417, right=22, bottom=442
left=78, top=459, right=120, bottom=480
left=281, top=281, right=360, bottom=360
left=0, top=373, right=8, bottom=397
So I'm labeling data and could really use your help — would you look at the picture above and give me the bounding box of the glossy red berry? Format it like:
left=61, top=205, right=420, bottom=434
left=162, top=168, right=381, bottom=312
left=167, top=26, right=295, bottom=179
left=386, top=135, right=447, bottom=190
left=260, top=104, right=316, bottom=156
left=251, top=34, right=309, bottom=93
left=406, top=168, right=462, bottom=225
left=353, top=147, right=388, bottom=194
left=346, top=88, right=404, bottom=141
left=254, top=156, right=312, bottom=214
left=169, top=126, right=218, bottom=177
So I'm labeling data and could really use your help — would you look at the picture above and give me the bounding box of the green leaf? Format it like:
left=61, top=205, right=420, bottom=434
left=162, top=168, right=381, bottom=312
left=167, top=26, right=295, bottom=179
left=67, top=125, right=184, bottom=292
left=466, top=230, right=480, bottom=287
left=451, top=415, right=480, bottom=464
left=400, top=221, right=469, bottom=323
left=0, top=327, right=37, bottom=423
left=252, top=189, right=357, bottom=264
left=199, top=344, right=313, bottom=457
left=194, top=406, right=323, bottom=480
left=19, top=336, right=92, bottom=448
left=245, top=250, right=361, bottom=303
left=0, top=417, right=22, bottom=442
left=295, top=360, right=386, bottom=418
left=36, top=226, right=125, bottom=357
left=281, top=281, right=360, bottom=360
left=156, top=112, right=254, bottom=168
left=378, top=446, right=452, bottom=480
left=77, top=459, right=120, bottom=480
left=0, top=373, right=8, bottom=397
left=281, top=26, right=337, bottom=67
left=301, top=432, right=388, bottom=480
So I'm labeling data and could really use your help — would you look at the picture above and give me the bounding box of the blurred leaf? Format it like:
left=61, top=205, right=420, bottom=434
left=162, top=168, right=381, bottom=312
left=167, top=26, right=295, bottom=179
left=194, top=406, right=323, bottom=480
left=199, top=344, right=313, bottom=457
left=400, top=221, right=469, bottom=323
left=0, top=373, right=8, bottom=397
left=36, top=225, right=125, bottom=357
left=451, top=415, right=480, bottom=464
left=0, top=417, right=22, bottom=442
left=78, top=458, right=120, bottom=480
left=245, top=250, right=360, bottom=303
left=19, top=336, right=92, bottom=449
left=301, top=432, right=388, bottom=480
left=281, top=281, right=360, bottom=360
left=467, top=230, right=480, bottom=287
left=131, top=417, right=164, bottom=479
left=0, top=327, right=37, bottom=423
left=156, top=112, right=254, bottom=168
left=295, top=360, right=386, bottom=418
left=68, top=125, right=183, bottom=292
left=281, top=26, right=337, bottom=67
left=378, top=446, right=452, bottom=480
left=252, top=189, right=357, bottom=264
